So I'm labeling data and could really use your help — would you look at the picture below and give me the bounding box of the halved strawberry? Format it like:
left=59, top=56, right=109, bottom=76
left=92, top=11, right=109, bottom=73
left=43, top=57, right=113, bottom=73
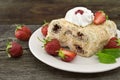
left=94, top=10, right=107, bottom=25
left=104, top=37, right=120, bottom=49
left=58, top=48, right=77, bottom=62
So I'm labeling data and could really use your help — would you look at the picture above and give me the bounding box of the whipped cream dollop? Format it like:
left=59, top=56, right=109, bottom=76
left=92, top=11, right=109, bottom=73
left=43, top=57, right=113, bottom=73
left=65, top=7, right=94, bottom=27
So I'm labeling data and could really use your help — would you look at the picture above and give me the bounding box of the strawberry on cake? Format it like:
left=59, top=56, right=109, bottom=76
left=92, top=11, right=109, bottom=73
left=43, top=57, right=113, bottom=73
left=46, top=7, right=117, bottom=57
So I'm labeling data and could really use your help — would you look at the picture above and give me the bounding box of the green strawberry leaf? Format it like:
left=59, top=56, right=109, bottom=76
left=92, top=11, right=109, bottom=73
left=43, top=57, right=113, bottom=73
left=58, top=49, right=65, bottom=59
left=97, top=53, right=116, bottom=64
left=106, top=15, right=109, bottom=20
left=41, top=20, right=49, bottom=26
left=6, top=40, right=12, bottom=57
left=116, top=38, right=120, bottom=46
left=37, top=37, right=51, bottom=48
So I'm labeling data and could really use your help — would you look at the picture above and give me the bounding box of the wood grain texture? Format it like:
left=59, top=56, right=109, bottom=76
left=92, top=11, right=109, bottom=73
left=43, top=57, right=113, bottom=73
left=0, top=0, right=119, bottom=24
left=0, top=0, right=120, bottom=80
left=0, top=25, right=120, bottom=80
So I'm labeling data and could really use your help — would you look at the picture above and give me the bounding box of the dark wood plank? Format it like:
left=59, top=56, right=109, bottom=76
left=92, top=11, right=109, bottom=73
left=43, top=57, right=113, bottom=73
left=1, top=49, right=120, bottom=80
left=0, top=0, right=119, bottom=24
left=0, top=0, right=120, bottom=79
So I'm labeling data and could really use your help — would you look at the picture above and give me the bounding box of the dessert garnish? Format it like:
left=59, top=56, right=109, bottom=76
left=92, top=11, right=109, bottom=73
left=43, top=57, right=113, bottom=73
left=97, top=37, right=120, bottom=64
left=58, top=48, right=76, bottom=62
left=97, top=49, right=120, bottom=64
left=104, top=37, right=120, bottom=48
left=65, top=7, right=94, bottom=27
left=93, top=10, right=107, bottom=25
left=75, top=9, right=84, bottom=15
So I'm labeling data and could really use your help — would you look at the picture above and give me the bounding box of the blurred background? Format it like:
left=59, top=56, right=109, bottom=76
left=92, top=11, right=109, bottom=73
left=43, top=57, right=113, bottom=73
left=0, top=0, right=119, bottom=24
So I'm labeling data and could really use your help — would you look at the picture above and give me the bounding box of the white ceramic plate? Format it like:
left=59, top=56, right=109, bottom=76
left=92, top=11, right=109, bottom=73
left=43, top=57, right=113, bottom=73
left=29, top=27, right=120, bottom=73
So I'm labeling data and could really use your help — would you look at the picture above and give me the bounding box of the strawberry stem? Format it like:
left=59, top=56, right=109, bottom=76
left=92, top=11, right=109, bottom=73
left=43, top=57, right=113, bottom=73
left=37, top=37, right=46, bottom=43
left=58, top=49, right=65, bottom=59
left=116, top=38, right=120, bottom=46
left=7, top=53, right=11, bottom=58
left=6, top=40, right=12, bottom=57
left=44, top=20, right=47, bottom=24
left=15, top=24, right=24, bottom=31
left=41, top=20, right=49, bottom=27
left=37, top=37, right=51, bottom=46
left=15, top=24, right=22, bottom=31
left=98, top=10, right=104, bottom=13
left=106, top=15, right=109, bottom=20
left=6, top=42, right=12, bottom=53
left=6, top=39, right=9, bottom=46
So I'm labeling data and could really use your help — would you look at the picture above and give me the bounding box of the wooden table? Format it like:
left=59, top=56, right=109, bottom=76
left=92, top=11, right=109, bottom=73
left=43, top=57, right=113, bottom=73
left=0, top=0, right=120, bottom=80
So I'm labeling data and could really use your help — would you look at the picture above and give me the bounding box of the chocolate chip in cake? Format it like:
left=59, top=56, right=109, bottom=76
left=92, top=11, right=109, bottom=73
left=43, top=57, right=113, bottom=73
left=77, top=32, right=84, bottom=39
left=52, top=24, right=61, bottom=33
left=74, top=44, right=84, bottom=54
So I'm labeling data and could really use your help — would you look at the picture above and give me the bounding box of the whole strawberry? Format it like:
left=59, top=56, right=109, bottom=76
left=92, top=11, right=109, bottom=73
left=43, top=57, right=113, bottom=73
left=104, top=37, right=120, bottom=49
left=6, top=41, right=23, bottom=58
left=94, top=10, right=107, bottom=25
left=15, top=24, right=32, bottom=41
left=58, top=48, right=77, bottom=62
left=39, top=38, right=61, bottom=56
left=41, top=21, right=49, bottom=37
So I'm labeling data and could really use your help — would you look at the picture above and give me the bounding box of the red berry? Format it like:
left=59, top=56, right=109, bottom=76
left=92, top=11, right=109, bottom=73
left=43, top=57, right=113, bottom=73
left=15, top=24, right=31, bottom=41
left=21, top=26, right=32, bottom=35
left=58, top=48, right=77, bottom=62
left=104, top=37, right=120, bottom=49
left=40, top=38, right=61, bottom=56
left=15, top=30, right=30, bottom=41
left=41, top=23, right=49, bottom=37
left=75, top=10, right=84, bottom=15
left=6, top=41, right=23, bottom=58
left=45, top=39, right=61, bottom=56
left=94, top=11, right=107, bottom=25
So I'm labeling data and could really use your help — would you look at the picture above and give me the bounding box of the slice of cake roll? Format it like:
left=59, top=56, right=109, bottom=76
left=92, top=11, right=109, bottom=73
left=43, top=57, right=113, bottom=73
left=46, top=18, right=82, bottom=47
left=46, top=18, right=117, bottom=57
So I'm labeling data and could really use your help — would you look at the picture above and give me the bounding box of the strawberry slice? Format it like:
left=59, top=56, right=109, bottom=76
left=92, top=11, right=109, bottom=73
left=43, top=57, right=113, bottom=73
left=94, top=10, right=107, bottom=25
left=58, top=48, right=77, bottom=62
